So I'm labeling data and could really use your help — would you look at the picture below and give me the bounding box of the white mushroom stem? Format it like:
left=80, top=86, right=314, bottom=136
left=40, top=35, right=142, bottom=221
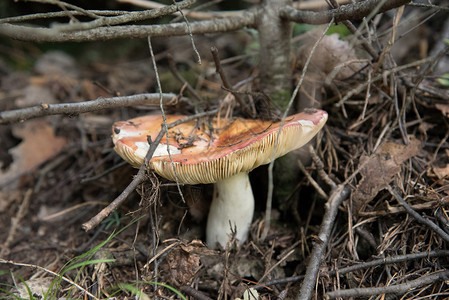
left=206, top=172, right=254, bottom=248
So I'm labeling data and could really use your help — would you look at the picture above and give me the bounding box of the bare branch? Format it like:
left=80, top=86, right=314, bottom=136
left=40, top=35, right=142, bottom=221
left=0, top=10, right=129, bottom=24
left=297, top=184, right=351, bottom=300
left=326, top=270, right=449, bottom=299
left=82, top=109, right=218, bottom=231
left=264, top=19, right=334, bottom=241
left=53, top=0, right=196, bottom=32
left=180, top=286, right=214, bottom=300
left=335, top=50, right=449, bottom=107
left=0, top=12, right=256, bottom=42
left=280, top=0, right=412, bottom=25
left=387, top=184, right=449, bottom=243
left=256, top=250, right=449, bottom=289
left=25, top=0, right=102, bottom=20
left=211, top=46, right=254, bottom=118
left=0, top=93, right=179, bottom=125
left=118, top=0, right=244, bottom=20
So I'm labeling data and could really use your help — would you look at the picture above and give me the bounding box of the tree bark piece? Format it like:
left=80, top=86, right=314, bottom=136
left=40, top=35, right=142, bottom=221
left=280, top=0, right=412, bottom=25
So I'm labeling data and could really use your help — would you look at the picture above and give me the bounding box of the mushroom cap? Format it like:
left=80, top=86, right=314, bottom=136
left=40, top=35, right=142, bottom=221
left=113, top=109, right=328, bottom=184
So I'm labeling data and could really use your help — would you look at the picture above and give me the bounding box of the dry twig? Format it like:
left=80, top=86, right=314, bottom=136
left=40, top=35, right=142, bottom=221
left=211, top=46, right=253, bottom=118
left=256, top=250, right=449, bottom=289
left=0, top=258, right=99, bottom=299
left=0, top=189, right=32, bottom=257
left=263, top=17, right=334, bottom=241
left=280, top=0, right=412, bottom=24
left=296, top=184, right=351, bottom=300
left=82, top=109, right=218, bottom=231
left=180, top=286, right=213, bottom=300
left=0, top=93, right=179, bottom=125
left=387, top=184, right=449, bottom=243
left=326, top=269, right=449, bottom=299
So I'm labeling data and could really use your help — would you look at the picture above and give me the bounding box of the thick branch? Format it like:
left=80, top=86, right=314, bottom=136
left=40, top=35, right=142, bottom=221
left=0, top=93, right=178, bottom=125
left=280, top=0, right=412, bottom=25
left=0, top=12, right=256, bottom=42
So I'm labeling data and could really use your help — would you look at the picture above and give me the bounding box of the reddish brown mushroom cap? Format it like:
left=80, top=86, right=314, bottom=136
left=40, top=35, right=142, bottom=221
left=113, top=110, right=328, bottom=184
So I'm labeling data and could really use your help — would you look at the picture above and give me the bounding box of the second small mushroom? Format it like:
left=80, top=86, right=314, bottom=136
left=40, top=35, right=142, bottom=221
left=112, top=109, right=328, bottom=248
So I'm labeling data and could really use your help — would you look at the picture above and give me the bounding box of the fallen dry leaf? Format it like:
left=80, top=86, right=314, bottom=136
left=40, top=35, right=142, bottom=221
left=352, top=138, right=422, bottom=214
left=433, top=164, right=449, bottom=179
left=163, top=240, right=212, bottom=286
left=0, top=119, right=67, bottom=188
left=435, top=103, right=449, bottom=118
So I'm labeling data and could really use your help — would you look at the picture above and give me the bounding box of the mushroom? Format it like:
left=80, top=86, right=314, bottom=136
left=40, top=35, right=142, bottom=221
left=112, top=109, right=328, bottom=248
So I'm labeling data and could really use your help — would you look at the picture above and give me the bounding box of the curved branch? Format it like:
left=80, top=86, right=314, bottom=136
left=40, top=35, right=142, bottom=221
left=326, top=270, right=449, bottom=299
left=118, top=0, right=245, bottom=20
left=82, top=108, right=219, bottom=231
left=0, top=11, right=256, bottom=42
left=0, top=93, right=179, bottom=124
left=0, top=10, right=129, bottom=24
left=53, top=0, right=196, bottom=32
left=280, top=0, right=412, bottom=25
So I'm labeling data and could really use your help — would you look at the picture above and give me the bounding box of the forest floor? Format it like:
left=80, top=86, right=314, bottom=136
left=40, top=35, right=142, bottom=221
left=1, top=1, right=449, bottom=299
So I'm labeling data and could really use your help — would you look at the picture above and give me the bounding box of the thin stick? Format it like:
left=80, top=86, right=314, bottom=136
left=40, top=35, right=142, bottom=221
left=335, top=51, right=448, bottom=107
left=180, top=286, right=214, bottom=300
left=0, top=258, right=99, bottom=299
left=387, top=184, right=449, bottom=243
left=26, top=0, right=101, bottom=20
left=148, top=197, right=159, bottom=294
left=148, top=36, right=186, bottom=205
left=279, top=0, right=411, bottom=25
left=210, top=46, right=253, bottom=118
left=0, top=10, right=128, bottom=24
left=297, top=159, right=328, bottom=199
left=256, top=249, right=449, bottom=289
left=173, top=0, right=201, bottom=64
left=82, top=109, right=218, bottom=231
left=308, top=145, right=337, bottom=190
left=167, top=54, right=204, bottom=102
left=263, top=18, right=334, bottom=241
left=0, top=189, right=32, bottom=257
left=326, top=269, right=449, bottom=299
left=0, top=93, right=178, bottom=125
left=52, top=0, right=195, bottom=32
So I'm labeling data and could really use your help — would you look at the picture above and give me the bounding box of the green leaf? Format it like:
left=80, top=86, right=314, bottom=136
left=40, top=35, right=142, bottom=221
left=64, top=259, right=116, bottom=272
left=326, top=24, right=351, bottom=37
left=437, top=74, right=449, bottom=87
